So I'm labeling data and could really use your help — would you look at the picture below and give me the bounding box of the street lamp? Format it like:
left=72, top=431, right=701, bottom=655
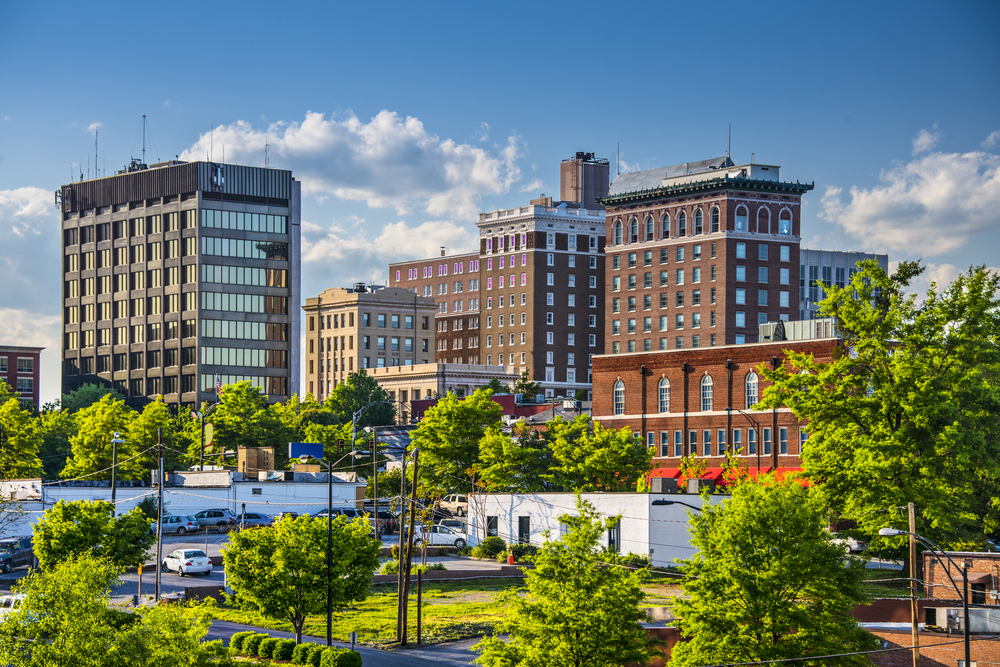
left=726, top=407, right=762, bottom=476
left=651, top=499, right=703, bottom=512
left=298, top=449, right=358, bottom=648
left=879, top=527, right=971, bottom=667
left=110, top=431, right=127, bottom=506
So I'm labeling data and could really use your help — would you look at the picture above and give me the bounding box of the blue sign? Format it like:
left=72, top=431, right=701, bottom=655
left=288, top=442, right=324, bottom=460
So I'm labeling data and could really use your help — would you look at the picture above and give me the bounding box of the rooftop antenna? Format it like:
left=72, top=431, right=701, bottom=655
left=728, top=123, right=731, bottom=158
left=617, top=143, right=620, bottom=175
left=210, top=123, right=214, bottom=162
left=142, top=114, right=146, bottom=165
left=264, top=135, right=269, bottom=168
left=95, top=128, right=99, bottom=178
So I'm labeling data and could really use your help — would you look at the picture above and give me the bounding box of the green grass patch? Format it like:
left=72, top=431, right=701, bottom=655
left=859, top=566, right=915, bottom=599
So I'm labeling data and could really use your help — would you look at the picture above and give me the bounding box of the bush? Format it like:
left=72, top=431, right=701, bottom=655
left=615, top=551, right=651, bottom=569
left=229, top=631, right=256, bottom=654
left=390, top=544, right=400, bottom=560
left=509, top=542, right=538, bottom=561
left=244, top=633, right=269, bottom=656
left=274, top=639, right=297, bottom=661
left=378, top=559, right=399, bottom=575
left=478, top=536, right=506, bottom=558
left=307, top=643, right=326, bottom=667
left=320, top=647, right=363, bottom=667
left=292, top=642, right=313, bottom=664
left=414, top=562, right=446, bottom=573
left=496, top=549, right=509, bottom=563
left=259, top=637, right=280, bottom=659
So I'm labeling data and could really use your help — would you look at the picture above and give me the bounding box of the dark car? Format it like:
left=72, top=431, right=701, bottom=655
left=238, top=512, right=273, bottom=527
left=0, top=537, right=35, bottom=573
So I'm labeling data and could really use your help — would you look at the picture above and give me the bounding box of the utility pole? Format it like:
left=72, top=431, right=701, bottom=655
left=908, top=502, right=919, bottom=667
left=400, top=449, right=420, bottom=646
left=154, top=427, right=164, bottom=601
left=396, top=445, right=407, bottom=642
left=110, top=432, right=126, bottom=506
left=372, top=428, right=378, bottom=540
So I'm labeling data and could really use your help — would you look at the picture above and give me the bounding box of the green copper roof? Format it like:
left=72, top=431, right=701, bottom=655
left=598, top=175, right=815, bottom=206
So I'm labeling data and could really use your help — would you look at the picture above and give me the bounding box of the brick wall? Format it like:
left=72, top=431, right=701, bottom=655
left=924, top=552, right=1000, bottom=605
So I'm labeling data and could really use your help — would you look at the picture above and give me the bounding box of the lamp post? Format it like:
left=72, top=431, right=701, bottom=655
left=879, top=527, right=971, bottom=667
left=651, top=499, right=703, bottom=512
left=110, top=431, right=127, bottom=506
left=725, top=407, right=761, bottom=476
left=196, top=401, right=220, bottom=471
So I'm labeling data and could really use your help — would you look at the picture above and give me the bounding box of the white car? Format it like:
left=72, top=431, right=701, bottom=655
left=830, top=533, right=868, bottom=554
left=0, top=594, right=24, bottom=620
left=161, top=549, right=213, bottom=576
left=413, top=525, right=467, bottom=549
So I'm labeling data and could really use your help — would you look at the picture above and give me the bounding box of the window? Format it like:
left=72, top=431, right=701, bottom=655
left=758, top=244, right=768, bottom=261
left=689, top=430, right=698, bottom=456
left=758, top=289, right=768, bottom=306
left=674, top=431, right=683, bottom=457
left=736, top=288, right=746, bottom=305
left=660, top=213, right=669, bottom=238
left=735, top=311, right=746, bottom=327
left=692, top=267, right=701, bottom=283
left=780, top=291, right=789, bottom=307
left=746, top=372, right=758, bottom=408
left=676, top=269, right=684, bottom=285
left=758, top=267, right=768, bottom=283
left=736, top=242, right=746, bottom=259
left=628, top=252, right=636, bottom=268
left=695, top=209, right=703, bottom=234
left=675, top=314, right=684, bottom=330
left=780, top=245, right=790, bottom=262
left=678, top=211, right=686, bottom=236
left=779, top=213, right=791, bottom=235
left=645, top=216, right=654, bottom=241
left=658, top=378, right=670, bottom=413
left=763, top=427, right=772, bottom=454
left=701, top=375, right=713, bottom=411
left=710, top=207, right=719, bottom=233
left=613, top=221, right=622, bottom=245
left=779, top=427, right=788, bottom=454
left=547, top=273, right=554, bottom=286
left=733, top=429, right=742, bottom=454
left=659, top=271, right=668, bottom=287
left=736, top=266, right=746, bottom=282
left=613, top=380, right=625, bottom=415
left=629, top=218, right=638, bottom=243
left=780, top=268, right=790, bottom=285
left=747, top=428, right=757, bottom=454
left=717, top=430, right=726, bottom=456
left=628, top=275, right=636, bottom=290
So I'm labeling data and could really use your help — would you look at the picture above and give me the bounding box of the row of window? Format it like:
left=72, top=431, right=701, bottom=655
left=201, top=237, right=288, bottom=261
left=405, top=259, right=479, bottom=280
left=486, top=332, right=596, bottom=348
left=200, top=347, right=287, bottom=368
left=65, top=320, right=198, bottom=349
left=613, top=373, right=762, bottom=415
left=611, top=206, right=792, bottom=245
left=201, top=265, right=287, bottom=287
left=648, top=427, right=801, bottom=458
left=200, top=374, right=287, bottom=395
left=201, top=292, right=287, bottom=314
left=201, top=319, right=287, bottom=342
left=63, top=212, right=197, bottom=247
left=438, top=299, right=478, bottom=313
left=0, top=357, right=35, bottom=374
left=64, top=266, right=199, bottom=298
left=611, top=335, right=718, bottom=352
left=201, top=209, right=288, bottom=234
left=64, top=238, right=197, bottom=272
left=66, top=293, right=198, bottom=322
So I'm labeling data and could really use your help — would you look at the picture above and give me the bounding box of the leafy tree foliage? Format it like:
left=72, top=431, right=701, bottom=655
left=60, top=382, right=126, bottom=413
left=223, top=515, right=380, bottom=643
left=412, top=389, right=502, bottom=493
left=0, top=397, right=43, bottom=478
left=513, top=369, right=542, bottom=398
left=35, top=405, right=74, bottom=480
left=32, top=499, right=155, bottom=569
left=478, top=425, right=553, bottom=492
left=324, top=371, right=396, bottom=427
left=481, top=378, right=510, bottom=394
left=546, top=415, right=653, bottom=491
left=474, top=495, right=656, bottom=667
left=365, top=465, right=401, bottom=499
left=61, top=394, right=138, bottom=481
left=670, top=480, right=876, bottom=666
left=759, top=262, right=1000, bottom=545
left=204, top=381, right=296, bottom=466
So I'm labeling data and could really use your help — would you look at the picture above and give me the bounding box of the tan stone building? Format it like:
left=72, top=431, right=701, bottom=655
left=302, top=284, right=436, bottom=401
left=371, top=362, right=518, bottom=420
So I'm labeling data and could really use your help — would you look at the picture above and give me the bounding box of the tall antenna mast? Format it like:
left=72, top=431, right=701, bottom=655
left=210, top=123, right=214, bottom=162
left=728, top=123, right=731, bottom=158
left=95, top=128, right=99, bottom=178
left=617, top=143, right=620, bottom=175
left=142, top=114, right=147, bottom=165
left=265, top=135, right=269, bottom=168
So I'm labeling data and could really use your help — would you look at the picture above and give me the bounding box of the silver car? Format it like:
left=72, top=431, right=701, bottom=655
left=162, top=549, right=213, bottom=576
left=156, top=515, right=201, bottom=536
left=238, top=512, right=273, bottom=527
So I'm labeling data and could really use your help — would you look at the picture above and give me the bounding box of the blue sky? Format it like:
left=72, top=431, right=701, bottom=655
left=2, top=1, right=998, bottom=403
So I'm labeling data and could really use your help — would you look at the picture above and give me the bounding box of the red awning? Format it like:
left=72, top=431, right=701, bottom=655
left=700, top=467, right=727, bottom=482
left=649, top=467, right=682, bottom=479
left=773, top=467, right=810, bottom=486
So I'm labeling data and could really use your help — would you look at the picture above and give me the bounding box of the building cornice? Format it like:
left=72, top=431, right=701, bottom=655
left=599, top=176, right=815, bottom=207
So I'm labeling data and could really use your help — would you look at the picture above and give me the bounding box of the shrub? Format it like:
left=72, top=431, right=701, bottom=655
left=390, top=544, right=400, bottom=560
left=259, top=637, right=280, bottom=659
left=378, top=559, right=399, bottom=575
left=307, top=643, right=326, bottom=667
left=509, top=542, right=538, bottom=561
left=229, top=631, right=256, bottom=654
left=274, top=639, right=297, bottom=661
left=479, top=535, right=506, bottom=558
left=414, top=562, right=446, bottom=573
left=244, top=633, right=268, bottom=656
left=320, top=647, right=363, bottom=667
left=292, top=642, right=313, bottom=664
left=615, top=551, right=651, bottom=569
left=496, top=549, right=508, bottom=563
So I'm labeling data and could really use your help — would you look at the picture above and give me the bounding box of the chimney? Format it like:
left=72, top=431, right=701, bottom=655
left=440, top=247, right=445, bottom=257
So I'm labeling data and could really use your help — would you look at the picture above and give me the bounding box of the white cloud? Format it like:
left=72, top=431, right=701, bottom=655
left=476, top=122, right=490, bottom=142
left=0, top=187, right=53, bottom=237
left=519, top=179, right=545, bottom=194
left=179, top=111, right=524, bottom=219
left=302, top=217, right=477, bottom=265
left=819, top=149, right=1000, bottom=256
left=2, top=115, right=9, bottom=122
left=912, top=124, right=940, bottom=155
left=891, top=261, right=1000, bottom=303
left=86, top=121, right=101, bottom=135
left=983, top=131, right=1000, bottom=149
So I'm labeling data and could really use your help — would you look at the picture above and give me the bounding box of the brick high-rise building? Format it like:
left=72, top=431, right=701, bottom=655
left=390, top=153, right=609, bottom=399
left=599, top=157, right=814, bottom=352
left=0, top=345, right=43, bottom=409
left=58, top=161, right=300, bottom=408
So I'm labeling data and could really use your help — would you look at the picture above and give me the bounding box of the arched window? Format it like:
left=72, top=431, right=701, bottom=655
left=779, top=210, right=792, bottom=235
left=711, top=207, right=720, bottom=233
left=613, top=220, right=622, bottom=245
left=660, top=213, right=670, bottom=239
left=745, top=372, right=758, bottom=408
left=613, top=380, right=625, bottom=415
left=735, top=205, right=748, bottom=232
left=701, top=375, right=713, bottom=411
left=629, top=218, right=638, bottom=244
left=756, top=207, right=771, bottom=234
left=678, top=211, right=687, bottom=237
left=658, top=378, right=670, bottom=413
left=694, top=209, right=703, bottom=235
left=645, top=216, right=654, bottom=241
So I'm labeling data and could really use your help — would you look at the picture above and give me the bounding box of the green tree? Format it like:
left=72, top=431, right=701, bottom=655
left=32, top=499, right=155, bottom=569
left=130, top=399, right=181, bottom=471
left=0, top=397, right=43, bottom=478
left=61, top=394, right=137, bottom=481
left=60, top=382, right=126, bottom=414
left=35, top=404, right=75, bottom=480
left=513, top=369, right=541, bottom=398
left=478, top=424, right=553, bottom=492
left=412, top=389, right=502, bottom=493
left=206, top=382, right=296, bottom=465
left=365, top=465, right=401, bottom=499
left=546, top=415, right=653, bottom=491
left=670, top=480, right=876, bottom=666
left=0, top=554, right=223, bottom=667
left=481, top=378, right=509, bottom=394
left=474, top=495, right=656, bottom=667
left=324, top=371, right=396, bottom=427
left=758, top=262, right=1000, bottom=546
left=223, top=515, right=380, bottom=643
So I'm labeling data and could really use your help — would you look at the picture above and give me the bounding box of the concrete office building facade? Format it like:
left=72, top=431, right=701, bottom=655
left=302, top=285, right=436, bottom=401
left=798, top=248, right=889, bottom=320
left=59, top=161, right=300, bottom=407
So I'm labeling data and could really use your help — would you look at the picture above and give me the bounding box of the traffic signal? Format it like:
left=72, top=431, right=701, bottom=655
left=337, top=439, right=345, bottom=455
left=368, top=439, right=374, bottom=453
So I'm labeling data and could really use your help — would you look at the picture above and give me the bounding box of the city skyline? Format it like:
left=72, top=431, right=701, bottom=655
left=1, top=1, right=998, bottom=404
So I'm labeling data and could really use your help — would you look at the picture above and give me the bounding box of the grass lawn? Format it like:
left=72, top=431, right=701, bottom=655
left=859, top=566, right=914, bottom=599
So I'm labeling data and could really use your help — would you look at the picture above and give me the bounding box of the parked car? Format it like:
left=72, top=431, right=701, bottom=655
left=238, top=512, right=273, bottom=527
left=152, top=515, right=201, bottom=536
left=313, top=508, right=362, bottom=519
left=413, top=525, right=467, bottom=549
left=0, top=594, right=25, bottom=620
left=439, top=495, right=468, bottom=517
left=276, top=511, right=299, bottom=521
left=193, top=508, right=238, bottom=527
left=0, top=537, right=35, bottom=573
left=437, top=518, right=467, bottom=532
left=161, top=549, right=213, bottom=576
left=831, top=533, right=868, bottom=554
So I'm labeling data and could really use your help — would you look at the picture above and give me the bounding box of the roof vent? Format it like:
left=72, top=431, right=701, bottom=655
left=353, top=283, right=366, bottom=293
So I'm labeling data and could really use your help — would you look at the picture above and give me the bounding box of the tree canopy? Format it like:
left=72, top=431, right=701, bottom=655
left=32, top=499, right=155, bottom=569
left=60, top=382, right=126, bottom=414
left=0, top=396, right=43, bottom=478
left=670, top=480, right=876, bottom=666
left=758, top=262, right=1000, bottom=546
left=323, top=370, right=396, bottom=427
left=474, top=495, right=656, bottom=667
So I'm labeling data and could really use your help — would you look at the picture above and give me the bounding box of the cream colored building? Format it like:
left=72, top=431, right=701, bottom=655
left=303, top=284, right=437, bottom=401
left=371, top=362, right=519, bottom=420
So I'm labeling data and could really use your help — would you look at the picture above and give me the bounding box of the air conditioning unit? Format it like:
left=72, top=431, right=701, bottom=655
left=650, top=478, right=677, bottom=494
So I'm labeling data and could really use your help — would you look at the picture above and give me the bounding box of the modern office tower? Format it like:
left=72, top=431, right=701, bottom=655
left=59, top=161, right=300, bottom=408
left=599, top=156, right=814, bottom=350
left=389, top=250, right=481, bottom=364
left=798, top=248, right=888, bottom=320
left=0, top=345, right=43, bottom=409
left=390, top=153, right=609, bottom=399
left=302, top=284, right=437, bottom=402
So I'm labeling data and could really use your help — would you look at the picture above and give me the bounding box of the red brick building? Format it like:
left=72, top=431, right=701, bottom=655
left=591, top=334, right=839, bottom=475
left=0, top=345, right=43, bottom=409
left=599, top=157, right=814, bottom=353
